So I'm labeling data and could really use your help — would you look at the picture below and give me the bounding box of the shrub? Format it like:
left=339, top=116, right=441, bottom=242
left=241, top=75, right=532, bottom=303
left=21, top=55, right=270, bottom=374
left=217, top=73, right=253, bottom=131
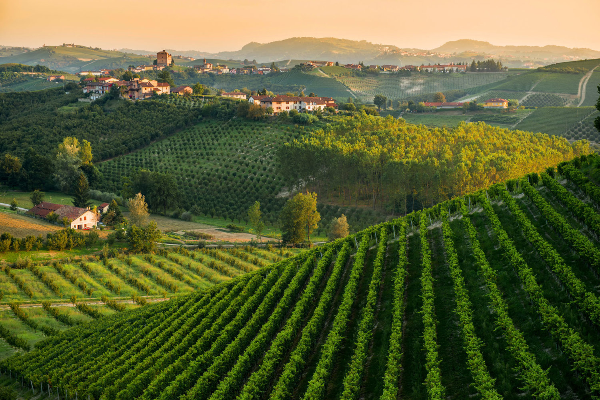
left=180, top=211, right=192, bottom=221
left=226, top=223, right=244, bottom=232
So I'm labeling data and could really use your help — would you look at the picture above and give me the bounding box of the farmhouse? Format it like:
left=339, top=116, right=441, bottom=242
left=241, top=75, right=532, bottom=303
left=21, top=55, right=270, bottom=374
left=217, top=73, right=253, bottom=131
left=420, top=64, right=467, bottom=73
left=255, top=95, right=335, bottom=113
left=248, top=95, right=271, bottom=105
left=98, top=203, right=110, bottom=214
left=422, top=101, right=465, bottom=109
left=28, top=202, right=99, bottom=230
left=126, top=79, right=170, bottom=100
left=172, top=86, right=193, bottom=95
left=343, top=64, right=362, bottom=70
left=381, top=65, right=399, bottom=72
left=483, top=98, right=508, bottom=108
left=221, top=92, right=247, bottom=100
left=157, top=50, right=173, bottom=67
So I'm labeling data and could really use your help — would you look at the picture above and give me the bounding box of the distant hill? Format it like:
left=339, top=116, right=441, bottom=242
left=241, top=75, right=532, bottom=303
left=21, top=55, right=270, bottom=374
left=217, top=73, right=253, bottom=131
left=0, top=45, right=151, bottom=73
left=433, top=39, right=600, bottom=60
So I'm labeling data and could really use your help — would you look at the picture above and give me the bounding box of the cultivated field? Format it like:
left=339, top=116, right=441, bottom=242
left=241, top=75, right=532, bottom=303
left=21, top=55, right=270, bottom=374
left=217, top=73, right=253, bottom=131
left=4, top=156, right=600, bottom=399
left=0, top=245, right=297, bottom=358
left=0, top=212, right=62, bottom=238
left=515, top=106, right=597, bottom=137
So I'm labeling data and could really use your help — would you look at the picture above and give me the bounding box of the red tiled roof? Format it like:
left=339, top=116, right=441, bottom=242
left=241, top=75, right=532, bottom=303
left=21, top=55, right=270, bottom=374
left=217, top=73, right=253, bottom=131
left=422, top=102, right=465, bottom=107
left=99, top=203, right=109, bottom=208
left=54, top=205, right=89, bottom=221
left=155, top=82, right=170, bottom=87
left=486, top=98, right=508, bottom=102
left=27, top=202, right=62, bottom=218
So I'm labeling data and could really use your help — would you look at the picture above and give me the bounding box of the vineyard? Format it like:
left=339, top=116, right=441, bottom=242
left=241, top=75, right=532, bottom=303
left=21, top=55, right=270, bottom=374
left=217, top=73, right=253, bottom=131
left=3, top=154, right=600, bottom=399
left=95, top=118, right=388, bottom=232
left=565, top=110, right=600, bottom=143
left=515, top=107, right=597, bottom=138
left=521, top=93, right=569, bottom=107
left=0, top=245, right=295, bottom=358
left=337, top=72, right=512, bottom=102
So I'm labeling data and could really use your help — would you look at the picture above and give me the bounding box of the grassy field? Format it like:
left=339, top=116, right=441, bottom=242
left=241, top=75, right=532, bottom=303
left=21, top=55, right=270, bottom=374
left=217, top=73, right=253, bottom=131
left=0, top=245, right=298, bottom=358
left=582, top=70, right=600, bottom=107
left=0, top=78, right=66, bottom=93
left=0, top=211, right=62, bottom=238
left=337, top=72, right=512, bottom=102
left=0, top=187, right=106, bottom=211
left=521, top=92, right=569, bottom=107
left=400, top=109, right=531, bottom=129
left=515, top=106, right=597, bottom=137
left=4, top=156, right=600, bottom=398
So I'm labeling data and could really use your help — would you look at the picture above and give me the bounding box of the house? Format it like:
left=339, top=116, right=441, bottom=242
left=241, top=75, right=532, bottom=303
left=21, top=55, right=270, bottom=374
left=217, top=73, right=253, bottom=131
left=309, top=61, right=334, bottom=67
left=221, top=92, right=247, bottom=100
left=118, top=79, right=170, bottom=100
left=98, top=203, right=110, bottom=214
left=157, top=50, right=172, bottom=67
left=27, top=202, right=99, bottom=230
left=83, top=82, right=114, bottom=96
left=46, top=75, right=65, bottom=81
left=422, top=102, right=465, bottom=109
left=97, top=77, right=118, bottom=84
left=343, top=64, right=362, bottom=70
left=257, top=95, right=335, bottom=113
left=78, top=71, right=104, bottom=76
left=248, top=95, right=270, bottom=105
left=381, top=65, right=399, bottom=72
left=420, top=64, right=467, bottom=73
left=483, top=98, right=508, bottom=108
left=172, top=86, right=193, bottom=95
left=194, top=59, right=213, bottom=73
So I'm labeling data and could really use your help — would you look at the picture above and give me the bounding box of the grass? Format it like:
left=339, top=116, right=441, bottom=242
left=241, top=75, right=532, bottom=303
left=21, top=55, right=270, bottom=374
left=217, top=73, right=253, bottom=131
left=0, top=187, right=106, bottom=211
left=515, top=106, right=597, bottom=137
left=0, top=210, right=62, bottom=238
left=582, top=70, right=600, bottom=107
left=521, top=93, right=568, bottom=107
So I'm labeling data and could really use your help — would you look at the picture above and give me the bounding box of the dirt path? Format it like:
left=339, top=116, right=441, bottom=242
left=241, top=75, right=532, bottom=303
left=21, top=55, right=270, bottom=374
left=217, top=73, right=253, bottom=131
left=518, top=79, right=544, bottom=103
left=0, top=297, right=169, bottom=310
left=577, top=65, right=599, bottom=107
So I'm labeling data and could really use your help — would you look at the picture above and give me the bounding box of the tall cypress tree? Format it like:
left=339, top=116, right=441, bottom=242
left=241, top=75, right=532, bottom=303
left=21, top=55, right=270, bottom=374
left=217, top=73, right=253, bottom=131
left=73, top=172, right=91, bottom=208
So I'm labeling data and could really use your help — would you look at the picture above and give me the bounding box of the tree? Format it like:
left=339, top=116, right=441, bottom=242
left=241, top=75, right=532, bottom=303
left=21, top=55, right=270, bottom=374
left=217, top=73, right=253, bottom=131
left=329, top=214, right=349, bottom=240
left=80, top=139, right=93, bottom=165
left=373, top=94, right=387, bottom=111
left=124, top=170, right=179, bottom=214
left=128, top=192, right=149, bottom=227
left=102, top=199, right=123, bottom=225
left=157, top=70, right=174, bottom=87
left=433, top=92, right=446, bottom=103
left=9, top=199, right=17, bottom=211
left=55, top=137, right=82, bottom=193
left=127, top=221, right=161, bottom=253
left=248, top=201, right=264, bottom=241
left=72, top=172, right=91, bottom=208
left=193, top=83, right=204, bottom=95
left=0, top=154, right=21, bottom=187
left=280, top=192, right=320, bottom=244
left=30, top=190, right=45, bottom=206
left=121, top=71, right=134, bottom=81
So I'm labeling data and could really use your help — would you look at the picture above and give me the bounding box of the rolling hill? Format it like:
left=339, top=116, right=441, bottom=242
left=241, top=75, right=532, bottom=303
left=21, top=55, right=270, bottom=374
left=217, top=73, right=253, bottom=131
left=3, top=154, right=600, bottom=399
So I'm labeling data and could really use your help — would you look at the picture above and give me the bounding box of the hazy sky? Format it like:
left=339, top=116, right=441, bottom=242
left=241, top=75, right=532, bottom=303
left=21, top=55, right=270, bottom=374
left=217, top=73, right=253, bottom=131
left=1, top=0, right=598, bottom=52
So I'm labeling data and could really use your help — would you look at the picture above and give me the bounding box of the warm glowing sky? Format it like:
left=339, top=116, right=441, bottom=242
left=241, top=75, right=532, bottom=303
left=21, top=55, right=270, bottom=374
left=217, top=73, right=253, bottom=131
left=1, top=0, right=598, bottom=52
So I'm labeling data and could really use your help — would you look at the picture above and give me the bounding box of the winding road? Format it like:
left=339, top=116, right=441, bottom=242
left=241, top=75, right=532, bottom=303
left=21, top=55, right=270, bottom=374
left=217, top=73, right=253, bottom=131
left=577, top=65, right=599, bottom=107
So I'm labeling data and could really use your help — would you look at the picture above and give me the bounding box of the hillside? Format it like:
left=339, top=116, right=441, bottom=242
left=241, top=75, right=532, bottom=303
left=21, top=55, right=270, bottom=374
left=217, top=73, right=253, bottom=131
left=3, top=154, right=600, bottom=399
left=0, top=46, right=151, bottom=73
left=0, top=246, right=296, bottom=358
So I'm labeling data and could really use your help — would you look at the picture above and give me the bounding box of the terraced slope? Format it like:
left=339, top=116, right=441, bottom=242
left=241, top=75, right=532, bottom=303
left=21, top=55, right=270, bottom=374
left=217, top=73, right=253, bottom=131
left=0, top=246, right=295, bottom=357
left=4, top=154, right=600, bottom=399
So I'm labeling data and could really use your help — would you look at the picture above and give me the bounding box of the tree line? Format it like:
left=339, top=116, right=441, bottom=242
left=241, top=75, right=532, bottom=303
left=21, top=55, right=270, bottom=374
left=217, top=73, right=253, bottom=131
left=278, top=113, right=589, bottom=214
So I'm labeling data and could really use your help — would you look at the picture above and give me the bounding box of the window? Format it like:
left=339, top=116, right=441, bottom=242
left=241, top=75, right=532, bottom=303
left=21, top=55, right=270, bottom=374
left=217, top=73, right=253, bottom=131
left=84, top=216, right=86, bottom=221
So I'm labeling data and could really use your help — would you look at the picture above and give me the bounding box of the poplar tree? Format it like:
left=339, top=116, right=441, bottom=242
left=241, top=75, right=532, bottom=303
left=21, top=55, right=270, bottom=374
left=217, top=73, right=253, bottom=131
left=72, top=172, right=90, bottom=208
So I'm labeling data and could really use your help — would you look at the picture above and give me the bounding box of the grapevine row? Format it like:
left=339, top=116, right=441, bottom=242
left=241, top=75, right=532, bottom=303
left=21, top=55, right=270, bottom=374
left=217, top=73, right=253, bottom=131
left=499, top=185, right=600, bottom=325
left=521, top=178, right=600, bottom=269
left=440, top=210, right=501, bottom=399
left=481, top=194, right=600, bottom=393
left=27, top=265, right=61, bottom=297
left=459, top=199, right=559, bottom=399
left=269, top=241, right=352, bottom=400
left=541, top=172, right=600, bottom=237
left=419, top=212, right=445, bottom=400
left=226, top=247, right=338, bottom=400
left=301, top=233, right=371, bottom=400
left=139, top=262, right=297, bottom=400
left=562, top=163, right=600, bottom=206
left=52, top=262, right=93, bottom=296
left=41, top=302, right=77, bottom=326
left=155, top=256, right=315, bottom=400
left=100, top=296, right=126, bottom=312
left=105, top=261, right=151, bottom=294
left=118, top=268, right=282, bottom=400
left=9, top=303, right=58, bottom=337
left=4, top=267, right=34, bottom=298
left=75, top=303, right=102, bottom=319
left=379, top=220, right=408, bottom=400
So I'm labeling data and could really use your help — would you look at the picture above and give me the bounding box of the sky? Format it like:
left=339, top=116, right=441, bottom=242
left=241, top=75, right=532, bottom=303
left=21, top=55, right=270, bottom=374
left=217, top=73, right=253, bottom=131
left=0, top=0, right=598, bottom=52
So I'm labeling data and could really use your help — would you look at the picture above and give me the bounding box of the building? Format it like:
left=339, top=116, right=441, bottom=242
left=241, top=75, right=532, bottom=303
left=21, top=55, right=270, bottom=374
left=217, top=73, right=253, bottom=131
left=78, top=71, right=104, bottom=76
left=126, top=79, right=170, bottom=100
left=483, top=98, right=509, bottom=108
left=83, top=82, right=114, bottom=98
left=157, top=50, right=172, bottom=67
left=248, top=95, right=271, bottom=105
left=97, top=77, right=118, bottom=83
left=27, top=202, right=99, bottom=230
left=422, top=102, right=465, bottom=109
left=420, top=64, right=467, bottom=73
left=46, top=75, right=65, bottom=81
left=254, top=95, right=335, bottom=113
left=221, top=92, right=247, bottom=100
left=381, top=65, right=399, bottom=72
left=194, top=59, right=213, bottom=73
left=343, top=64, right=362, bottom=70
left=172, top=86, right=193, bottom=95
left=98, top=203, right=110, bottom=214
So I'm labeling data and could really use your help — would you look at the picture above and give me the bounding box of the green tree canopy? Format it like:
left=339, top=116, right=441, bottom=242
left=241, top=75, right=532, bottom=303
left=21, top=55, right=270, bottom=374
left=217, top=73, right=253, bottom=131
left=72, top=172, right=91, bottom=208
left=280, top=192, right=320, bottom=244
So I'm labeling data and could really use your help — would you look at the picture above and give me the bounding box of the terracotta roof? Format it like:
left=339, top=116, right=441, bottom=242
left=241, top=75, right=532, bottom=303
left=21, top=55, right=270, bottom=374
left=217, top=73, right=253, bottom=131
left=172, top=86, right=192, bottom=93
left=99, top=203, right=109, bottom=208
left=222, top=92, right=246, bottom=96
left=27, top=202, right=62, bottom=218
left=422, top=102, right=465, bottom=107
left=54, top=205, right=89, bottom=221
left=486, top=98, right=508, bottom=102
left=155, top=82, right=170, bottom=87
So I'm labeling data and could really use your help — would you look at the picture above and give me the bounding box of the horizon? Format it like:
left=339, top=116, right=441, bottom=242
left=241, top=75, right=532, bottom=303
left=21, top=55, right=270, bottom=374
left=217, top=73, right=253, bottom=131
left=1, top=0, right=598, bottom=53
